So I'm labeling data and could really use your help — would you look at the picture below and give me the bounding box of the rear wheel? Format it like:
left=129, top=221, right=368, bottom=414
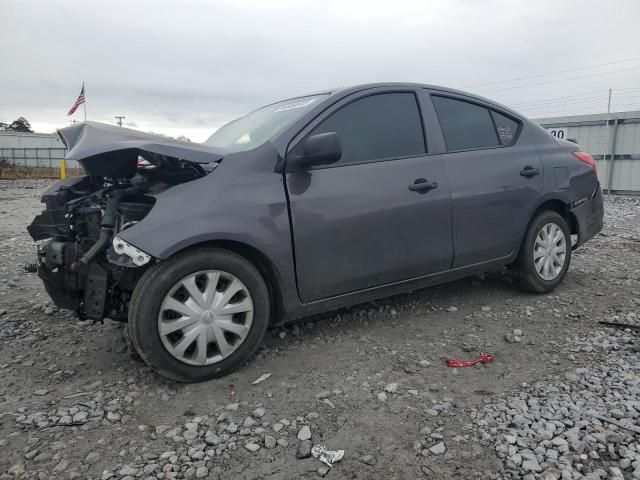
left=128, top=248, right=270, bottom=382
left=513, top=211, right=571, bottom=293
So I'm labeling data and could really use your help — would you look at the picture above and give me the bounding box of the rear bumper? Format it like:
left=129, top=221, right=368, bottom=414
left=571, top=184, right=604, bottom=248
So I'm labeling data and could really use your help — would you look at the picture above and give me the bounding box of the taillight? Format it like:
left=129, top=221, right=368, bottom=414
left=572, top=151, right=596, bottom=172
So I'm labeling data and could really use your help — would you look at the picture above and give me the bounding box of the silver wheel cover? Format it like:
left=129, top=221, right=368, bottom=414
left=158, top=270, right=253, bottom=366
left=533, top=222, right=567, bottom=281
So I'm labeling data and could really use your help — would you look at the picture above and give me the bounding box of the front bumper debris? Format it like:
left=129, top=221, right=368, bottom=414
left=36, top=241, right=82, bottom=312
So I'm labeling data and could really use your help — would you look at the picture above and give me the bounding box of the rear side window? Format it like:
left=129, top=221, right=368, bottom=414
left=311, top=92, right=425, bottom=165
left=491, top=111, right=520, bottom=146
left=431, top=96, right=499, bottom=151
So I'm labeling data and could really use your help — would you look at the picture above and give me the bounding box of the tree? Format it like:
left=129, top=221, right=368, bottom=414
left=1, top=117, right=34, bottom=132
left=6, top=117, right=34, bottom=132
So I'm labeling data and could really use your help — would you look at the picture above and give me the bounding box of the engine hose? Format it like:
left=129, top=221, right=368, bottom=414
left=75, top=228, right=112, bottom=267
left=71, top=187, right=139, bottom=270
left=102, top=189, right=126, bottom=227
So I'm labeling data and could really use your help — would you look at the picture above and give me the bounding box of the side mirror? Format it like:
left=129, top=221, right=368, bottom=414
left=287, top=132, right=341, bottom=171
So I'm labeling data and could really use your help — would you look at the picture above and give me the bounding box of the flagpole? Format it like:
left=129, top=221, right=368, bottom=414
left=83, top=82, right=87, bottom=122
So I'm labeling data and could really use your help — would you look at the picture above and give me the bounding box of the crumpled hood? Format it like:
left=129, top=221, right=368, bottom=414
left=58, top=121, right=225, bottom=178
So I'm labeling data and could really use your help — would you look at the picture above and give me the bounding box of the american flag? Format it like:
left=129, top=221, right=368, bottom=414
left=67, top=83, right=85, bottom=116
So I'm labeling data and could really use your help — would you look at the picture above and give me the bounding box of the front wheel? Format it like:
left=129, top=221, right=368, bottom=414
left=513, top=211, right=571, bottom=293
left=128, top=248, right=270, bottom=382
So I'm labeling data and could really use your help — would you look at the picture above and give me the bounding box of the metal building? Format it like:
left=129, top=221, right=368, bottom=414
left=535, top=110, right=640, bottom=194
left=0, top=131, right=78, bottom=168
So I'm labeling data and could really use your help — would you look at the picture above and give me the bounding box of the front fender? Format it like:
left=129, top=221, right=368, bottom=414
left=124, top=218, right=280, bottom=260
left=119, top=179, right=288, bottom=261
left=117, top=143, right=296, bottom=305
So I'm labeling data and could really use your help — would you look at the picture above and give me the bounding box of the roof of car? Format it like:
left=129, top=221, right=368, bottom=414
left=296, top=82, right=522, bottom=118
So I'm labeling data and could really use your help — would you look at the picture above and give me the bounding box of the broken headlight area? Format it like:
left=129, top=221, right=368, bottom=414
left=28, top=174, right=160, bottom=321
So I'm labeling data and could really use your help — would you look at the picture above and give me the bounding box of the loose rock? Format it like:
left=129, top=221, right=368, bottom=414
left=297, top=425, right=311, bottom=441
left=296, top=440, right=313, bottom=459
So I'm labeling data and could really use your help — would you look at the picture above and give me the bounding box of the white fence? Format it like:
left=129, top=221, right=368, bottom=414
left=0, top=132, right=79, bottom=169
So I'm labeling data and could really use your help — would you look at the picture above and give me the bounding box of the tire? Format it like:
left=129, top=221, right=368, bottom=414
left=128, top=248, right=270, bottom=382
left=513, top=210, right=572, bottom=293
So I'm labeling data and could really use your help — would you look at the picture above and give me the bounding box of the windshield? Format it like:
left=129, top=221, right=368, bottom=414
left=203, top=94, right=328, bottom=152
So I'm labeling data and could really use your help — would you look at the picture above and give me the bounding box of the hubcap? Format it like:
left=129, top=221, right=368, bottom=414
left=158, top=270, right=253, bottom=366
left=533, top=222, right=567, bottom=281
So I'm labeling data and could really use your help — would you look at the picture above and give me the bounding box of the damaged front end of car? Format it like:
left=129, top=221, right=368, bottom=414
left=27, top=122, right=224, bottom=321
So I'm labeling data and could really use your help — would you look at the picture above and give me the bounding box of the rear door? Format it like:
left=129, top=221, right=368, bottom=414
left=427, top=93, right=543, bottom=267
left=285, top=89, right=453, bottom=302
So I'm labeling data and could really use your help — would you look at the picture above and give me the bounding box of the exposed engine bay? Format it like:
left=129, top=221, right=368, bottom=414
left=28, top=174, right=157, bottom=320
left=28, top=164, right=216, bottom=320
left=27, top=122, right=224, bottom=321
left=27, top=122, right=222, bottom=321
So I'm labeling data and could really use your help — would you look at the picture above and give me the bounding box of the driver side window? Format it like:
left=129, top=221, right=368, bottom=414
left=311, top=92, right=426, bottom=166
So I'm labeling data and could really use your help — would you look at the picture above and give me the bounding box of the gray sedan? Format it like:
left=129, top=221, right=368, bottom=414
left=29, top=83, right=604, bottom=381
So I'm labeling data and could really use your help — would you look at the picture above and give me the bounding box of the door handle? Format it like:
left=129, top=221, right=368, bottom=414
left=520, top=166, right=539, bottom=178
left=408, top=178, right=438, bottom=192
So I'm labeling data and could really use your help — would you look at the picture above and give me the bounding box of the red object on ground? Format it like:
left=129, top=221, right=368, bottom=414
left=444, top=352, right=495, bottom=368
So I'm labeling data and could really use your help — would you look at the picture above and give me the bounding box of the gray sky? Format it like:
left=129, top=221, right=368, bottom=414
left=1, top=0, right=640, bottom=141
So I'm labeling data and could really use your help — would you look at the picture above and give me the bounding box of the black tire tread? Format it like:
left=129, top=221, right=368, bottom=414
left=128, top=247, right=269, bottom=382
left=513, top=210, right=571, bottom=293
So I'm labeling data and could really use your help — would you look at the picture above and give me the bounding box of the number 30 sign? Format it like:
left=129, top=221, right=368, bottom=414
left=546, top=128, right=568, bottom=139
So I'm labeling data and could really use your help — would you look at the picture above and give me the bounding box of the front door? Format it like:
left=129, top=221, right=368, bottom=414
left=285, top=91, right=453, bottom=302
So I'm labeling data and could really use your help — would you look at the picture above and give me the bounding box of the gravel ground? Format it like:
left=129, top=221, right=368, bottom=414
left=0, top=179, right=639, bottom=480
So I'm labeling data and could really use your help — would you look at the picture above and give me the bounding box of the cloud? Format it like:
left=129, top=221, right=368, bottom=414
left=1, top=0, right=639, bottom=141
